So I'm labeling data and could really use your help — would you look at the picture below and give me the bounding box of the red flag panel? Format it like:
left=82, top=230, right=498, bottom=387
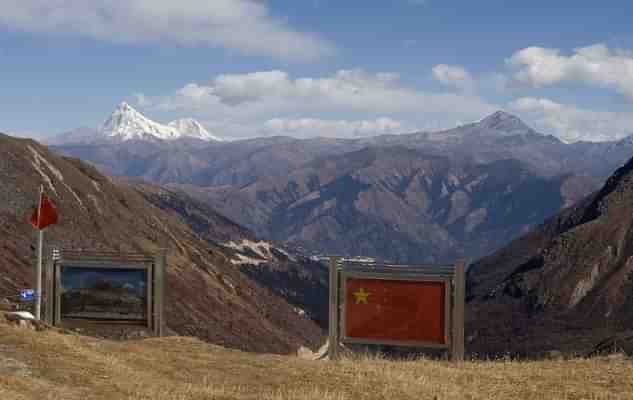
left=344, top=278, right=447, bottom=344
left=30, top=192, right=59, bottom=230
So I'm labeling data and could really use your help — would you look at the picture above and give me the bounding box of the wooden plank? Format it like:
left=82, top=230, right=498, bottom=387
left=328, top=257, right=340, bottom=360
left=340, top=271, right=455, bottom=281
left=59, top=249, right=154, bottom=263
left=451, top=259, right=466, bottom=362
left=341, top=337, right=450, bottom=349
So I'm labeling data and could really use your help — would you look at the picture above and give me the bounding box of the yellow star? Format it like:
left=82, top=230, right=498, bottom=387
left=353, top=288, right=370, bottom=304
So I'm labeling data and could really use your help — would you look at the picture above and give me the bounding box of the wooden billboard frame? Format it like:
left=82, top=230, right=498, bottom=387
left=329, top=258, right=465, bottom=361
left=44, top=249, right=167, bottom=337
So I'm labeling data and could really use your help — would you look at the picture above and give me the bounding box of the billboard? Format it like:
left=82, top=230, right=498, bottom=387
left=44, top=250, right=166, bottom=336
left=343, top=278, right=448, bottom=345
left=329, top=260, right=465, bottom=361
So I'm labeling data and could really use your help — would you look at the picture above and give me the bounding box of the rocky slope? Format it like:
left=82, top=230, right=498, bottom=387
left=0, top=132, right=323, bottom=354
left=133, top=182, right=329, bottom=326
left=175, top=146, right=591, bottom=263
left=467, top=156, right=633, bottom=356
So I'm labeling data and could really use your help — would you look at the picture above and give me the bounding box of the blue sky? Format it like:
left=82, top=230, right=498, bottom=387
left=1, top=0, right=633, bottom=142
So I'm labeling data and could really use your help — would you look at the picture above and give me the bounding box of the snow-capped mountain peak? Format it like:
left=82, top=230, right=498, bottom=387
left=99, top=102, right=181, bottom=141
left=476, top=110, right=533, bottom=134
left=99, top=102, right=221, bottom=142
left=168, top=118, right=223, bottom=142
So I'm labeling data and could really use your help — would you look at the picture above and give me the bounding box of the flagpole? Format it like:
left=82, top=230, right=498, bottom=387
left=35, top=185, right=43, bottom=320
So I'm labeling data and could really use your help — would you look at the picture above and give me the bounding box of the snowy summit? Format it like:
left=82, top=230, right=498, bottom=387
left=168, top=118, right=223, bottom=142
left=99, top=102, right=222, bottom=142
left=475, top=111, right=534, bottom=135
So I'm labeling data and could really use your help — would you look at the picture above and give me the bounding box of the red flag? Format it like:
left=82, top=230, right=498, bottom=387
left=344, top=278, right=447, bottom=344
left=30, top=191, right=59, bottom=230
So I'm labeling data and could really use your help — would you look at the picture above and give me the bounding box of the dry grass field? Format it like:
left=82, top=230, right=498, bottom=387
left=1, top=316, right=632, bottom=400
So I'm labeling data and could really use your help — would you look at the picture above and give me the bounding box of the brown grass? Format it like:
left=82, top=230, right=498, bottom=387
left=1, top=318, right=632, bottom=400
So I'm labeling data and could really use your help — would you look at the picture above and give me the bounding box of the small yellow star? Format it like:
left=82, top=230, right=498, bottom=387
left=353, top=288, right=370, bottom=304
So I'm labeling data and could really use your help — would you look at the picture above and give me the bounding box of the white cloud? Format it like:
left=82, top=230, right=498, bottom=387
left=0, top=0, right=333, bottom=61
left=508, top=97, right=633, bottom=143
left=432, top=64, right=475, bottom=92
left=260, top=117, right=406, bottom=139
left=149, top=68, right=495, bottom=117
left=137, top=68, right=497, bottom=139
left=508, top=43, right=633, bottom=99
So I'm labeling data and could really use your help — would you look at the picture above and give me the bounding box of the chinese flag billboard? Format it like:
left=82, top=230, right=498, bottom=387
left=344, top=278, right=447, bottom=344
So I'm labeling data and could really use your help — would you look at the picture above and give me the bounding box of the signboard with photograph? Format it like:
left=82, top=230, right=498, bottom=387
left=44, top=250, right=166, bottom=337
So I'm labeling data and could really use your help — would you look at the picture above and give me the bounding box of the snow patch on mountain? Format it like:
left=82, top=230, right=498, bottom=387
left=168, top=118, right=223, bottom=142
left=223, top=239, right=296, bottom=265
left=225, top=239, right=272, bottom=259
left=28, top=145, right=86, bottom=209
left=230, top=254, right=267, bottom=266
left=28, top=148, right=57, bottom=196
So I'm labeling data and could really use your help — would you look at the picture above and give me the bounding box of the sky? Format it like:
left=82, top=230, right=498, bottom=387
left=1, top=0, right=633, bottom=142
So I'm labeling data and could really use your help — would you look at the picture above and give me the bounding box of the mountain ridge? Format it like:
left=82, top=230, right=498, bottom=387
left=466, top=154, right=633, bottom=356
left=51, top=110, right=633, bottom=263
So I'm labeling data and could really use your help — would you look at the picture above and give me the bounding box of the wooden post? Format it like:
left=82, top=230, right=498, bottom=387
left=328, top=256, right=340, bottom=360
left=154, top=249, right=167, bottom=337
left=452, top=259, right=466, bottom=362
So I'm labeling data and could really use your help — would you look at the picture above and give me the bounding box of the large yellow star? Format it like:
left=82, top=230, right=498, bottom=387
left=353, top=288, right=370, bottom=304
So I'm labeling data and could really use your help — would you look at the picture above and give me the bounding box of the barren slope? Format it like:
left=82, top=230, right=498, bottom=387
left=467, top=156, right=633, bottom=356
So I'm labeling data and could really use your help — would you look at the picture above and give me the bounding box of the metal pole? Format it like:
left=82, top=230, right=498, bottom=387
left=35, top=185, right=44, bottom=320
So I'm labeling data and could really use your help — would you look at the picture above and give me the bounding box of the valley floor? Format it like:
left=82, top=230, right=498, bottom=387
left=1, top=315, right=632, bottom=400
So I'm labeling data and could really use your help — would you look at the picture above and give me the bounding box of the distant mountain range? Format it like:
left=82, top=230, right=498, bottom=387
left=51, top=105, right=633, bottom=263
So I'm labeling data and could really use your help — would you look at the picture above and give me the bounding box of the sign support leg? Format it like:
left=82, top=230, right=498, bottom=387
left=451, top=259, right=465, bottom=362
left=328, top=257, right=340, bottom=360
left=154, top=249, right=167, bottom=336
